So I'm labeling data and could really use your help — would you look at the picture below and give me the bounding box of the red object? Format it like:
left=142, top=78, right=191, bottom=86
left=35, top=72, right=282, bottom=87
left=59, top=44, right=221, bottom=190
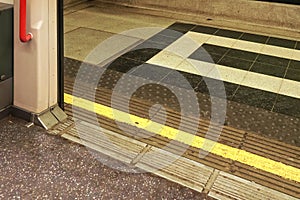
left=19, top=0, right=33, bottom=43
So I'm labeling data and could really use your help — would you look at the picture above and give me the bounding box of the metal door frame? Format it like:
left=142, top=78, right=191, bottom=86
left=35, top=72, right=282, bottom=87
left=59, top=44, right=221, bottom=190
left=57, top=0, right=64, bottom=109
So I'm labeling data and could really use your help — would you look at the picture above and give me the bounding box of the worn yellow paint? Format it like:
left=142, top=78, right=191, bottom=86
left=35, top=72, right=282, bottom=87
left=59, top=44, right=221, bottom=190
left=65, top=93, right=300, bottom=183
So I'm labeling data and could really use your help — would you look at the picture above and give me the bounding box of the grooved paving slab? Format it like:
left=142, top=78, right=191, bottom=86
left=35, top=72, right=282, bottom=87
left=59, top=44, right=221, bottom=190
left=209, top=172, right=299, bottom=200
left=62, top=120, right=147, bottom=165
left=135, top=146, right=214, bottom=192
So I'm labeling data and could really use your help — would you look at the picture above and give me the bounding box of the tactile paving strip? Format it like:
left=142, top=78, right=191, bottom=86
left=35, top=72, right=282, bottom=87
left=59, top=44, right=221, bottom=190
left=62, top=57, right=300, bottom=198
left=64, top=81, right=299, bottom=198
left=209, top=172, right=299, bottom=200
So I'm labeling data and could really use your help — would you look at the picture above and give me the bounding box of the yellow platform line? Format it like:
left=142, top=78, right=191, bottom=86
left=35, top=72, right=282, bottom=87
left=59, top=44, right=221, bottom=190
left=64, top=93, right=300, bottom=183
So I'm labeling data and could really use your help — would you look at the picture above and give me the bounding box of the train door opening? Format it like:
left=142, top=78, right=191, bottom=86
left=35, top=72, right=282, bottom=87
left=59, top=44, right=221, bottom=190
left=61, top=1, right=300, bottom=199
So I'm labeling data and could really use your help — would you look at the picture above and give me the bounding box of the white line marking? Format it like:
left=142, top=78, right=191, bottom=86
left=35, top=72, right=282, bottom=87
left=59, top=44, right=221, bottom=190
left=188, top=32, right=300, bottom=61
left=146, top=31, right=300, bottom=99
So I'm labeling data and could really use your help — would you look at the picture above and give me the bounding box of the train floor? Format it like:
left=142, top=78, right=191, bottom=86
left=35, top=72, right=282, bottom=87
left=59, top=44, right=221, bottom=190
left=57, top=1, right=300, bottom=199
left=0, top=116, right=211, bottom=199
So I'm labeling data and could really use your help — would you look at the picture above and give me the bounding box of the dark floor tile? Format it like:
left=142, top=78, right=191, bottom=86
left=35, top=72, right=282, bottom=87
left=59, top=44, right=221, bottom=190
left=191, top=25, right=219, bottom=34
left=189, top=47, right=223, bottom=63
left=147, top=33, right=179, bottom=46
left=167, top=22, right=196, bottom=34
left=106, top=57, right=143, bottom=73
left=267, top=37, right=297, bottom=49
left=131, top=63, right=173, bottom=81
left=289, top=60, right=300, bottom=70
left=232, top=86, right=277, bottom=110
left=296, top=41, right=300, bottom=50
left=215, top=29, right=243, bottom=39
left=134, top=40, right=170, bottom=51
left=202, top=44, right=229, bottom=56
left=273, top=95, right=300, bottom=118
left=161, top=70, right=202, bottom=89
left=226, top=49, right=258, bottom=61
left=64, top=57, right=104, bottom=82
left=285, top=68, right=300, bottom=81
left=218, top=56, right=253, bottom=70
left=240, top=33, right=269, bottom=44
left=250, top=62, right=287, bottom=78
left=256, top=54, right=290, bottom=67
left=157, top=29, right=184, bottom=39
left=121, top=48, right=161, bottom=62
left=195, top=78, right=239, bottom=99
left=200, top=53, right=223, bottom=63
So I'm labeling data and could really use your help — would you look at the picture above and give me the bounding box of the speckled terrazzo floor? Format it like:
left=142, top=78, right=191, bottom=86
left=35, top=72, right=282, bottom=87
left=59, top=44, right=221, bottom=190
left=0, top=116, right=214, bottom=199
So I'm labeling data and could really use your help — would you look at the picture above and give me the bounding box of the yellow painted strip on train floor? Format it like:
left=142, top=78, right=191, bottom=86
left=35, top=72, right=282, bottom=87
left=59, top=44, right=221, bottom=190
left=64, top=93, right=300, bottom=183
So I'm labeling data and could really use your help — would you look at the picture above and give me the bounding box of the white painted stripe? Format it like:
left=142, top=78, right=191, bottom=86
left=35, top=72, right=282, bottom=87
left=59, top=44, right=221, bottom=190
left=176, top=59, right=215, bottom=77
left=185, top=31, right=212, bottom=45
left=292, top=49, right=300, bottom=61
left=241, top=71, right=283, bottom=94
left=279, top=79, right=300, bottom=99
left=147, top=50, right=184, bottom=69
left=188, top=32, right=300, bottom=61
left=164, top=35, right=202, bottom=58
left=261, top=45, right=294, bottom=60
left=232, top=40, right=264, bottom=53
left=148, top=53, right=300, bottom=98
left=206, top=35, right=238, bottom=48
left=186, top=58, right=298, bottom=97
left=206, top=64, right=247, bottom=85
left=183, top=58, right=284, bottom=95
left=146, top=31, right=300, bottom=99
